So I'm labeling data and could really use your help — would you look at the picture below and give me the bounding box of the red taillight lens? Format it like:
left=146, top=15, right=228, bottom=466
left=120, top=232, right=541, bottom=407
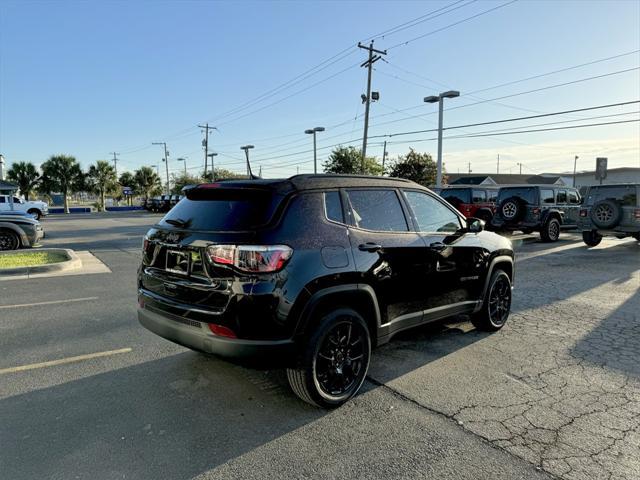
left=532, top=207, right=540, bottom=215
left=208, top=323, right=237, bottom=338
left=206, top=245, right=293, bottom=273
left=143, top=237, right=150, bottom=250
left=580, top=209, right=588, bottom=217
left=634, top=209, right=640, bottom=219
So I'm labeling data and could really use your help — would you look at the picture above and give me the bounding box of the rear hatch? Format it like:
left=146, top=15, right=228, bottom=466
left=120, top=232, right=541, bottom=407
left=140, top=183, right=288, bottom=317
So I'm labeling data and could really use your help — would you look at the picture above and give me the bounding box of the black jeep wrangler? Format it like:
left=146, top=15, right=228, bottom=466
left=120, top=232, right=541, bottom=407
left=491, top=185, right=581, bottom=242
left=138, top=175, right=515, bottom=407
left=578, top=183, right=640, bottom=246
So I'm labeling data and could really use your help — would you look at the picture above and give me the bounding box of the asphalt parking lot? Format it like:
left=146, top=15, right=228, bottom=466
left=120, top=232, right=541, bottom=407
left=1, top=212, right=638, bottom=480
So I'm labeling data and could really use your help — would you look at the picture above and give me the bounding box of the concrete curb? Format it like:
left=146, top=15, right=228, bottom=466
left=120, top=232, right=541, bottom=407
left=0, top=248, right=82, bottom=278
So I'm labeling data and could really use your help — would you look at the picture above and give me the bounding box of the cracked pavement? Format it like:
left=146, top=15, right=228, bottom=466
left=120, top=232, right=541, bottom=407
left=369, top=235, right=640, bottom=480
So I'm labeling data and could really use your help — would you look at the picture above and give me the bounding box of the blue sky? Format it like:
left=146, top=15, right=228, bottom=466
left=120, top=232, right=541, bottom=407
left=1, top=0, right=639, bottom=179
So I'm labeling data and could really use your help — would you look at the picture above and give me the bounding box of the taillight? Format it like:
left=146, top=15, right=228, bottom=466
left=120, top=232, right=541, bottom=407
left=634, top=209, right=640, bottom=219
left=143, top=237, right=150, bottom=250
left=532, top=207, right=540, bottom=216
left=206, top=245, right=293, bottom=273
left=208, top=323, right=237, bottom=338
left=580, top=209, right=588, bottom=217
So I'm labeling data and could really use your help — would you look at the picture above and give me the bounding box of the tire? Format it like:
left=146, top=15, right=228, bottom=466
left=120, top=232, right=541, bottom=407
left=582, top=230, right=603, bottom=247
left=590, top=199, right=622, bottom=229
left=27, top=209, right=42, bottom=220
left=498, top=197, right=524, bottom=223
left=0, top=229, right=20, bottom=251
left=540, top=217, right=561, bottom=242
left=287, top=308, right=371, bottom=408
left=471, top=269, right=512, bottom=332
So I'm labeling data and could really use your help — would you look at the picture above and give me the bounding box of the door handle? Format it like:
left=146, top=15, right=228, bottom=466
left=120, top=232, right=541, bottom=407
left=358, top=242, right=382, bottom=252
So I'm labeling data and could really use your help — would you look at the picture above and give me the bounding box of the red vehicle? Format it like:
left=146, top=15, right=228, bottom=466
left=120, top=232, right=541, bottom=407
left=439, top=186, right=498, bottom=223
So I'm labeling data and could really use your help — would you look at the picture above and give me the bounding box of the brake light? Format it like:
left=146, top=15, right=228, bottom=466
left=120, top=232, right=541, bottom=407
left=206, top=245, right=293, bottom=273
left=580, top=209, right=588, bottom=217
left=635, top=209, right=640, bottom=219
left=208, top=323, right=237, bottom=338
left=198, top=183, right=223, bottom=189
left=143, top=236, right=150, bottom=250
left=532, top=207, right=540, bottom=215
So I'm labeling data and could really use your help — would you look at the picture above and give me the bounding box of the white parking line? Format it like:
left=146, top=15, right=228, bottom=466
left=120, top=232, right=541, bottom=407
left=0, top=348, right=132, bottom=375
left=0, top=296, right=99, bottom=310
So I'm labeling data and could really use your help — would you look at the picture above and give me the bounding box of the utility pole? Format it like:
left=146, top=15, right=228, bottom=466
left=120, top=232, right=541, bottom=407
left=382, top=141, right=388, bottom=173
left=517, top=162, right=523, bottom=175
left=207, top=153, right=218, bottom=181
left=573, top=155, right=579, bottom=187
left=358, top=41, right=386, bottom=173
left=198, top=123, right=217, bottom=177
left=240, top=145, right=255, bottom=178
left=152, top=142, right=170, bottom=194
left=497, top=154, right=500, bottom=174
left=110, top=152, right=120, bottom=178
left=468, top=162, right=472, bottom=174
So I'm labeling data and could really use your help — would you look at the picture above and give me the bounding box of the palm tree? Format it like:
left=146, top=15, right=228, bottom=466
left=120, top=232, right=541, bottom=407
left=88, top=160, right=118, bottom=212
left=134, top=166, right=162, bottom=200
left=6, top=161, right=40, bottom=201
left=40, top=155, right=85, bottom=214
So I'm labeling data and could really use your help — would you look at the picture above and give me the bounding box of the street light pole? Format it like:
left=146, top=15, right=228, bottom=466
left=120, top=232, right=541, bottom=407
left=177, top=157, right=187, bottom=175
left=305, top=127, right=325, bottom=174
left=424, top=90, right=460, bottom=188
left=240, top=145, right=255, bottom=178
left=573, top=155, right=579, bottom=187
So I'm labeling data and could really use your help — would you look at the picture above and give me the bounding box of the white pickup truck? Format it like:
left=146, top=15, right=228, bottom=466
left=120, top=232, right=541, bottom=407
left=0, top=195, right=49, bottom=219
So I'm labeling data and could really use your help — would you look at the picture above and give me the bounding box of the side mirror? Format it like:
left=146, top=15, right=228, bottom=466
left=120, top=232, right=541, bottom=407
left=467, top=217, right=485, bottom=233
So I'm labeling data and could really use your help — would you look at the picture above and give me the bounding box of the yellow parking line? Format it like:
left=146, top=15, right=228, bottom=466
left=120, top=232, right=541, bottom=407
left=0, top=296, right=99, bottom=310
left=0, top=348, right=132, bottom=375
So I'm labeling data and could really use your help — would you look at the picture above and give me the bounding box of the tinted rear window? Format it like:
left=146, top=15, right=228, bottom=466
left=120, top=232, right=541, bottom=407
left=346, top=189, right=408, bottom=232
left=585, top=185, right=638, bottom=206
left=497, top=187, right=537, bottom=205
left=160, top=189, right=280, bottom=231
left=441, top=189, right=471, bottom=204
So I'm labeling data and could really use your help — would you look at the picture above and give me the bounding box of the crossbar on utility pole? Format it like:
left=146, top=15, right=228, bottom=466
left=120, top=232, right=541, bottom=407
left=198, top=123, right=217, bottom=177
left=358, top=41, right=386, bottom=174
left=110, top=152, right=120, bottom=178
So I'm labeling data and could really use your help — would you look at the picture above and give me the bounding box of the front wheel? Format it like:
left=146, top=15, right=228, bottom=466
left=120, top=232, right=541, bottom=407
left=472, top=269, right=512, bottom=331
left=540, top=218, right=561, bottom=242
left=582, top=230, right=603, bottom=247
left=0, top=229, right=20, bottom=251
left=27, top=209, right=42, bottom=220
left=287, top=308, right=371, bottom=408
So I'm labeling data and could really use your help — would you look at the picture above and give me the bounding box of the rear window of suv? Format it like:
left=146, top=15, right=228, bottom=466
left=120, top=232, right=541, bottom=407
left=497, top=187, right=537, bottom=205
left=160, top=188, right=281, bottom=231
left=585, top=185, right=638, bottom=206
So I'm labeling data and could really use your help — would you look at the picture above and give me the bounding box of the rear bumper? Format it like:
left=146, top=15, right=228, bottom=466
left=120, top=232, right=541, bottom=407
left=137, top=305, right=295, bottom=363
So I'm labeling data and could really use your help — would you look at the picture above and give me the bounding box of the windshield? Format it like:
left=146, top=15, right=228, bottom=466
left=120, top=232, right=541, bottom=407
left=159, top=188, right=281, bottom=231
left=497, top=187, right=537, bottom=205
left=441, top=189, right=471, bottom=204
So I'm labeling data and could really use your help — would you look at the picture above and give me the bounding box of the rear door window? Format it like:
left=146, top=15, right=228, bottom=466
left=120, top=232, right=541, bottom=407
left=160, top=188, right=281, bottom=231
left=540, top=189, right=555, bottom=204
left=472, top=190, right=486, bottom=203
left=346, top=189, right=408, bottom=232
left=441, top=189, right=471, bottom=204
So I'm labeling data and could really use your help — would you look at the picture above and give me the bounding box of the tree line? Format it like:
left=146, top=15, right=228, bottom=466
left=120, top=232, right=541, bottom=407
left=6, top=147, right=442, bottom=214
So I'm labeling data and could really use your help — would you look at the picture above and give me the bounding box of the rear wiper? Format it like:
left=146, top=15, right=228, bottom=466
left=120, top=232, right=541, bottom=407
left=165, top=218, right=190, bottom=228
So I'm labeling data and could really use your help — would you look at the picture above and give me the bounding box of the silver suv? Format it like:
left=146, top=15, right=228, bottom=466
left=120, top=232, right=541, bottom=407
left=578, top=183, right=640, bottom=246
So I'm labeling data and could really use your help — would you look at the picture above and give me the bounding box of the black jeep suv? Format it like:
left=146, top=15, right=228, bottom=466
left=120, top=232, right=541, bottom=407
left=138, top=175, right=515, bottom=407
left=491, top=185, right=581, bottom=241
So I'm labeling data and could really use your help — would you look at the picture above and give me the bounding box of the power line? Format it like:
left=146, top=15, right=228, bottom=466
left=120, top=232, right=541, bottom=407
left=387, top=0, right=519, bottom=50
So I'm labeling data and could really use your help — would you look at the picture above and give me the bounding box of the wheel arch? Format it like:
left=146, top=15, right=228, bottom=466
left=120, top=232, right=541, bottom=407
left=543, top=209, right=563, bottom=224
left=294, top=284, right=382, bottom=346
left=0, top=222, right=27, bottom=247
left=478, top=255, right=514, bottom=306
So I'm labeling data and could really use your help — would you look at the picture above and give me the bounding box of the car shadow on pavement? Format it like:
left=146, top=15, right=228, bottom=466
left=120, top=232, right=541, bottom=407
left=0, top=319, right=488, bottom=480
left=0, top=351, right=323, bottom=480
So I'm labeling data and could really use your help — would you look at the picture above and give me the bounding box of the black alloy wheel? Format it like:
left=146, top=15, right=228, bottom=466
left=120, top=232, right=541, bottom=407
left=541, top=218, right=561, bottom=242
left=471, top=269, right=511, bottom=331
left=287, top=308, right=371, bottom=408
left=0, top=229, right=20, bottom=251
